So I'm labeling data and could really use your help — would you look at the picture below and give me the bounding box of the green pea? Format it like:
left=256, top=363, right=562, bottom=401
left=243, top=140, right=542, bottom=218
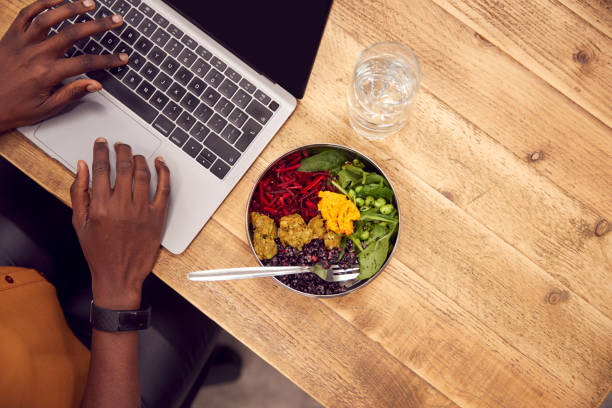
left=355, top=185, right=364, bottom=193
left=365, top=196, right=375, bottom=206
left=374, top=198, right=386, bottom=208
left=380, top=204, right=394, bottom=215
left=355, top=197, right=365, bottom=207
left=360, top=230, right=370, bottom=240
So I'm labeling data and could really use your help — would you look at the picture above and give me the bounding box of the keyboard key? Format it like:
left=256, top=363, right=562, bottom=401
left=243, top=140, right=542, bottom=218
left=180, top=92, right=199, bottom=112
left=111, top=0, right=130, bottom=16
left=150, top=91, right=169, bottom=110
left=181, top=35, right=197, bottom=50
left=124, top=8, right=144, bottom=26
left=138, top=18, right=156, bottom=37
left=169, top=128, right=189, bottom=147
left=152, top=114, right=175, bottom=136
left=75, top=14, right=92, bottom=24
left=63, top=45, right=76, bottom=58
left=231, top=89, right=251, bottom=109
left=173, top=67, right=193, bottom=86
left=138, top=3, right=155, bottom=17
left=134, top=37, right=153, bottom=54
left=88, top=70, right=157, bottom=123
left=204, top=134, right=240, bottom=166
left=153, top=71, right=172, bottom=91
left=246, top=100, right=272, bottom=125
left=218, top=79, right=238, bottom=98
left=100, top=32, right=120, bottom=50
left=228, top=108, right=247, bottom=128
left=204, top=69, right=223, bottom=88
left=200, top=148, right=216, bottom=164
left=177, top=49, right=197, bottom=67
left=126, top=0, right=140, bottom=6
left=190, top=58, right=210, bottom=78
left=182, top=138, right=203, bottom=158
left=147, top=46, right=166, bottom=65
left=221, top=124, right=241, bottom=144
left=190, top=122, right=209, bottom=142
left=152, top=13, right=169, bottom=28
left=160, top=56, right=179, bottom=75
left=210, top=56, right=226, bottom=72
left=120, top=26, right=139, bottom=45
left=269, top=101, right=279, bottom=111
left=195, top=45, right=212, bottom=60
left=162, top=101, right=182, bottom=120
left=151, top=28, right=170, bottom=47
left=214, top=98, right=234, bottom=118
left=163, top=38, right=183, bottom=57
left=136, top=80, right=154, bottom=99
left=99, top=0, right=115, bottom=7
left=239, top=78, right=256, bottom=94
left=48, top=29, right=57, bottom=39
left=201, top=87, right=221, bottom=107
left=193, top=103, right=213, bottom=123
left=167, top=82, right=186, bottom=102
left=84, top=40, right=103, bottom=54
left=95, top=6, right=113, bottom=20
left=187, top=78, right=206, bottom=96
left=109, top=63, right=129, bottom=79
left=167, top=24, right=183, bottom=39
left=254, top=89, right=271, bottom=105
left=140, top=62, right=159, bottom=81
left=176, top=111, right=196, bottom=132
left=207, top=113, right=227, bottom=134
left=225, top=67, right=241, bottom=83
left=123, top=70, right=142, bottom=89
left=196, top=154, right=213, bottom=168
left=128, top=51, right=145, bottom=70
left=235, top=118, right=262, bottom=152
left=210, top=159, right=231, bottom=179
left=114, top=42, right=132, bottom=55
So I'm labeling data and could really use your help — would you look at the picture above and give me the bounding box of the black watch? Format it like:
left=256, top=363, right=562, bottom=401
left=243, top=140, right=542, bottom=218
left=89, top=301, right=151, bottom=332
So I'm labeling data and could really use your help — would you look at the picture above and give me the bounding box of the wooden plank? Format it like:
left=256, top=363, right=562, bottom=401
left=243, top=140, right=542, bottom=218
left=556, top=0, right=612, bottom=38
left=430, top=0, right=612, bottom=127
left=332, top=0, right=612, bottom=221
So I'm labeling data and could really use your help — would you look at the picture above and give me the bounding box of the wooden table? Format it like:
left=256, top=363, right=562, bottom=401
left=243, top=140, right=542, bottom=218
left=1, top=0, right=611, bottom=406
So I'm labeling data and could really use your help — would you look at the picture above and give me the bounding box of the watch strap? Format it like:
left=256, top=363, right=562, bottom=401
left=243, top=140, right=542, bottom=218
left=90, top=301, right=151, bottom=332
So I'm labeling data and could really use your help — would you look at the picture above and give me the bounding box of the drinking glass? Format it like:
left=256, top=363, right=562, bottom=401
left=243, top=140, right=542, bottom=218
left=347, top=42, right=421, bottom=140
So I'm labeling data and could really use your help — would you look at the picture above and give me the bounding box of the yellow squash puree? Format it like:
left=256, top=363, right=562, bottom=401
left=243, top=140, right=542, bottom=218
left=317, top=191, right=360, bottom=235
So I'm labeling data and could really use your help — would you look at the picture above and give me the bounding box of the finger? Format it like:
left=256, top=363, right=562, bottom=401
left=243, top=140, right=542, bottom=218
left=113, top=143, right=134, bottom=200
left=53, top=52, right=128, bottom=80
left=9, top=0, right=62, bottom=33
left=47, top=13, right=123, bottom=53
left=152, top=157, right=171, bottom=211
left=37, top=78, right=102, bottom=119
left=91, top=138, right=111, bottom=201
left=28, top=0, right=95, bottom=39
left=70, top=159, right=90, bottom=226
left=133, top=155, right=151, bottom=205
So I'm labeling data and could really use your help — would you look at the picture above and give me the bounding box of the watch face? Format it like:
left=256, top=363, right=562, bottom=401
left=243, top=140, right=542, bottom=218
left=119, top=311, right=148, bottom=330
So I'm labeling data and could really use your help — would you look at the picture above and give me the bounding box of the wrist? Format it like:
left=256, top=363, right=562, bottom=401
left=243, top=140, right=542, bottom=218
left=93, top=286, right=142, bottom=310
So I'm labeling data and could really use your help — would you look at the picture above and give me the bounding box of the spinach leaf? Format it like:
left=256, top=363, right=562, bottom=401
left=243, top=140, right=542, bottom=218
left=357, top=184, right=394, bottom=202
left=338, top=169, right=362, bottom=189
left=298, top=150, right=348, bottom=173
left=359, top=209, right=399, bottom=224
left=357, top=234, right=390, bottom=280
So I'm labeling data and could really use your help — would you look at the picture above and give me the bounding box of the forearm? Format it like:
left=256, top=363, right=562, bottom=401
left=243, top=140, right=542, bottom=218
left=82, top=330, right=140, bottom=408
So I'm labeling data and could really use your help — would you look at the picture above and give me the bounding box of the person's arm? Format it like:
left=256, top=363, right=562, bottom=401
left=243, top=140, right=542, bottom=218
left=0, top=0, right=128, bottom=134
left=71, top=139, right=171, bottom=408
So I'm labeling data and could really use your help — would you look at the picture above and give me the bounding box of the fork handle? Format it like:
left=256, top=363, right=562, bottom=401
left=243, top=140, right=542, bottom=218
left=187, top=266, right=311, bottom=282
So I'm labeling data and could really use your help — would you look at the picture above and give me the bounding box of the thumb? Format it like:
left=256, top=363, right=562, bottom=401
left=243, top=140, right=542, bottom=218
left=39, top=79, right=102, bottom=119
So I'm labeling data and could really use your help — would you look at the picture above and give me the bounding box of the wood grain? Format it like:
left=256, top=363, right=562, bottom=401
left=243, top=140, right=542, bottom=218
left=1, top=0, right=611, bottom=407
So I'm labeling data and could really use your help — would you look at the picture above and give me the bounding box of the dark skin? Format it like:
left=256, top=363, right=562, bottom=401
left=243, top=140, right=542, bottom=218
left=0, top=1, right=171, bottom=407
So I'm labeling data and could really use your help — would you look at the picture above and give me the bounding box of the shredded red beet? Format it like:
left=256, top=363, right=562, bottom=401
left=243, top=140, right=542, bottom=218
left=250, top=151, right=330, bottom=222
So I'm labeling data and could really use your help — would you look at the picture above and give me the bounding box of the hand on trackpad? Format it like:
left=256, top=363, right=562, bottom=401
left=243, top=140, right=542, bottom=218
left=34, top=92, right=161, bottom=175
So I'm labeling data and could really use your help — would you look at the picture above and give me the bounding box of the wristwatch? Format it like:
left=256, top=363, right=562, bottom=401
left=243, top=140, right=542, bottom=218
left=89, top=301, right=151, bottom=332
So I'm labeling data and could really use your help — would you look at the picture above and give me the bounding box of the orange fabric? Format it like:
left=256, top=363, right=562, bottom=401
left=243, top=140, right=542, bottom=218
left=0, top=267, right=90, bottom=408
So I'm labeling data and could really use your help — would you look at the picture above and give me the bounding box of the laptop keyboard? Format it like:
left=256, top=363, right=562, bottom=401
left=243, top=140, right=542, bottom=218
left=47, top=0, right=280, bottom=180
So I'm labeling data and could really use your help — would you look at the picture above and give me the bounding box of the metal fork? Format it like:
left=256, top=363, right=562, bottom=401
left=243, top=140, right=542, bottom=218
left=187, top=265, right=360, bottom=282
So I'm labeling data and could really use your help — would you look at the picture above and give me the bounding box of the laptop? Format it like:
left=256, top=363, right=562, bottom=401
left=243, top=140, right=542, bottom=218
left=19, top=0, right=333, bottom=254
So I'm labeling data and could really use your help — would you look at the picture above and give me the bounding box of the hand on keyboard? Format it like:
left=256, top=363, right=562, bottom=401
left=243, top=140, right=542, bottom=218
left=0, top=0, right=128, bottom=133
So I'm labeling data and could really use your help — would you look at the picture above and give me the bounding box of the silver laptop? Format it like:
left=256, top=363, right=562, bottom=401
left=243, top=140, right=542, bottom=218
left=19, top=0, right=333, bottom=254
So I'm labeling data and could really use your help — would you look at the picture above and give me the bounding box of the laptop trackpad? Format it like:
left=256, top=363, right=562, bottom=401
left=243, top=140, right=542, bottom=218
left=34, top=92, right=161, bottom=174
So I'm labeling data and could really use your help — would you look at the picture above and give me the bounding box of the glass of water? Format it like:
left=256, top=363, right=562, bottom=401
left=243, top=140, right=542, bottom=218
left=347, top=42, right=421, bottom=140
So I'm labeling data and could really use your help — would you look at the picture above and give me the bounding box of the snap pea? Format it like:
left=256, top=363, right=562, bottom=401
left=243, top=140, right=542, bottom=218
left=374, top=197, right=386, bottom=208
left=380, top=204, right=394, bottom=215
